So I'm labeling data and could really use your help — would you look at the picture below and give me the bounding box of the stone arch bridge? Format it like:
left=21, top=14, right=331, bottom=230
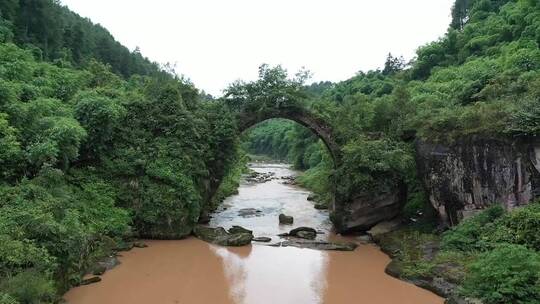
left=227, top=106, right=407, bottom=233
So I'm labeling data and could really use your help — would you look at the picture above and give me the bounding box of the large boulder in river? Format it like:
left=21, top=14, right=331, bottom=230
left=279, top=213, right=294, bottom=224
left=193, top=226, right=253, bottom=246
left=228, top=225, right=253, bottom=234
left=288, top=227, right=317, bottom=240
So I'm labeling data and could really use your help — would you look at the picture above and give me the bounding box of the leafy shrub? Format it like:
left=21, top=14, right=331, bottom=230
left=483, top=202, right=540, bottom=250
left=461, top=244, right=540, bottom=304
left=0, top=271, right=56, bottom=304
left=442, top=205, right=505, bottom=251
left=506, top=98, right=540, bottom=136
left=0, top=236, right=56, bottom=277
left=338, top=137, right=413, bottom=195
left=443, top=203, right=540, bottom=251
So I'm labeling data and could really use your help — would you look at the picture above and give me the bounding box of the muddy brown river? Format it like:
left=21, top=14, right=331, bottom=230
left=64, top=163, right=444, bottom=304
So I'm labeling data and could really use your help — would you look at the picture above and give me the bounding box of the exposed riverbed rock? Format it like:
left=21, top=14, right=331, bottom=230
left=91, top=265, right=107, bottom=276
left=90, top=256, right=120, bottom=276
left=367, top=219, right=403, bottom=238
left=193, top=226, right=253, bottom=246
left=114, top=241, right=134, bottom=252
left=80, top=276, right=102, bottom=286
left=287, top=227, right=317, bottom=240
left=416, top=137, right=540, bottom=226
left=228, top=225, right=253, bottom=234
left=355, top=234, right=374, bottom=244
left=274, top=240, right=357, bottom=251
left=238, top=208, right=263, bottom=217
left=278, top=213, right=294, bottom=224
left=133, top=242, right=148, bottom=248
left=280, top=176, right=297, bottom=185
left=252, top=237, right=272, bottom=242
left=245, top=171, right=275, bottom=183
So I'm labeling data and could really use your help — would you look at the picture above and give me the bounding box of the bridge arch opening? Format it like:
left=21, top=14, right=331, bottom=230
left=236, top=107, right=342, bottom=167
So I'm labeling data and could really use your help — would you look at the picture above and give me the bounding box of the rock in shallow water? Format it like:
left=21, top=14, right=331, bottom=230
left=193, top=225, right=253, bottom=246
left=279, top=213, right=294, bottom=224
left=275, top=240, right=357, bottom=251
left=133, top=242, right=148, bottom=248
left=92, top=265, right=106, bottom=276
left=252, top=237, right=272, bottom=242
left=80, top=276, right=101, bottom=286
left=238, top=208, right=263, bottom=217
left=288, top=227, right=317, bottom=240
left=228, top=225, right=253, bottom=234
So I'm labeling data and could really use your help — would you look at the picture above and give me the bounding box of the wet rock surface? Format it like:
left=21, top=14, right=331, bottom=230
left=279, top=213, right=294, bottom=224
left=245, top=171, right=276, bottom=183
left=193, top=225, right=253, bottom=246
left=238, top=208, right=263, bottom=217
left=252, top=237, right=272, bottom=242
left=367, top=219, right=403, bottom=238
left=280, top=175, right=297, bottom=185
left=271, top=240, right=358, bottom=251
left=80, top=276, right=102, bottom=286
left=133, top=242, right=148, bottom=248
left=286, top=227, right=317, bottom=240
left=354, top=234, right=374, bottom=244
left=88, top=252, right=122, bottom=277
left=92, top=265, right=107, bottom=276
left=92, top=256, right=120, bottom=274
left=228, top=225, right=253, bottom=234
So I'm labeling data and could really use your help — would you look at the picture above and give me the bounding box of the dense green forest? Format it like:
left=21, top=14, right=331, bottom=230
left=0, top=0, right=165, bottom=77
left=0, top=1, right=242, bottom=301
left=1, top=0, right=540, bottom=303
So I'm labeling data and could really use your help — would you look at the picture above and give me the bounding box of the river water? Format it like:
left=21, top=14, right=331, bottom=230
left=64, top=163, right=443, bottom=304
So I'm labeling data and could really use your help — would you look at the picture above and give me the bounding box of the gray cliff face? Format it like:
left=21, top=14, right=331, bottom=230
left=332, top=179, right=407, bottom=232
left=416, top=137, right=540, bottom=225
